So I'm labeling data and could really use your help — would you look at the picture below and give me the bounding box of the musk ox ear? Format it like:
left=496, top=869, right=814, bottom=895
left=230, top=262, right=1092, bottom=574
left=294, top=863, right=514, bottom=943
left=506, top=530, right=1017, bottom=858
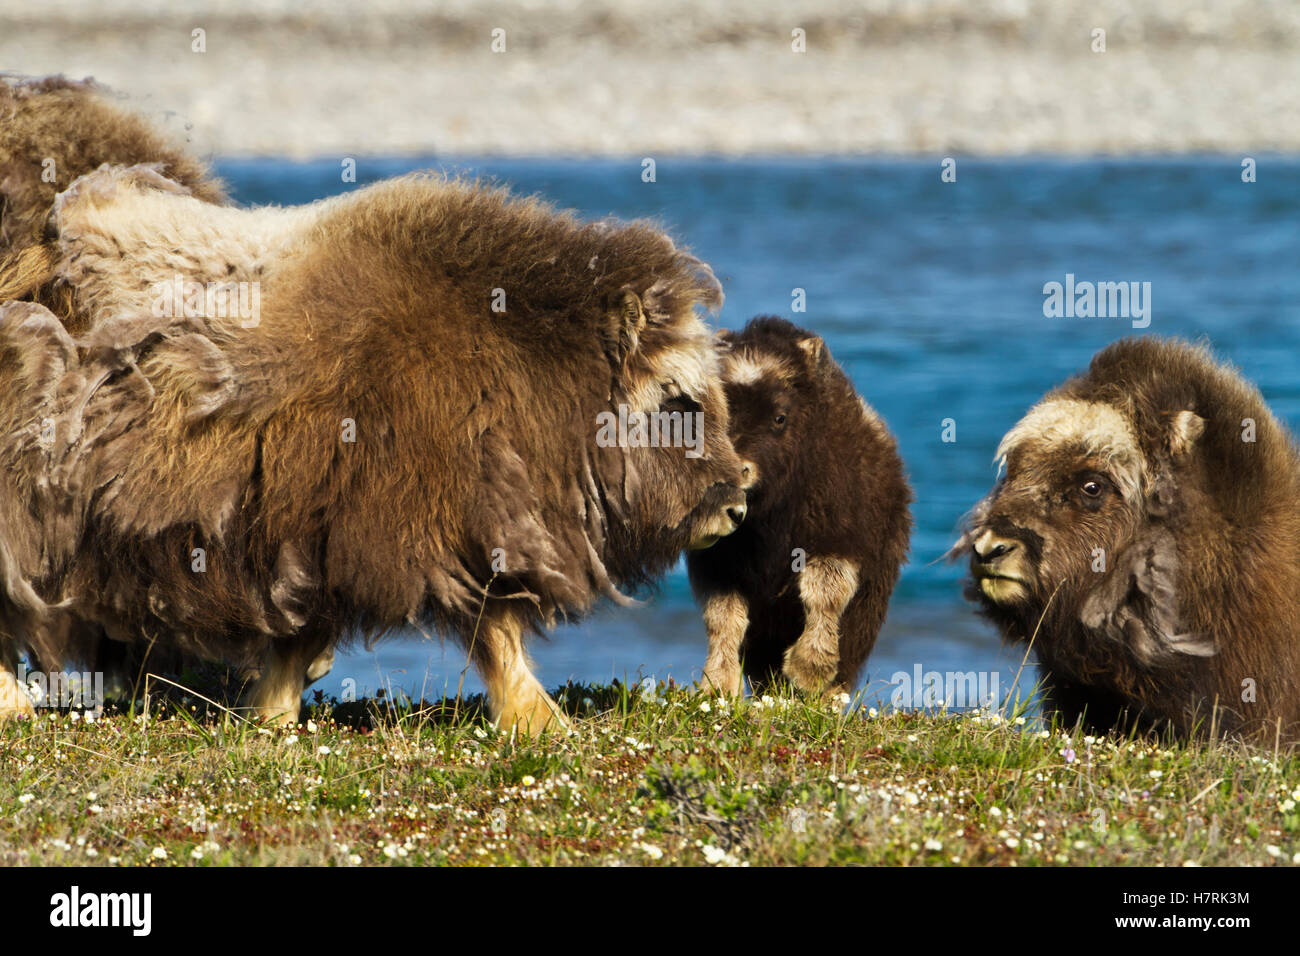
left=796, top=335, right=826, bottom=369
left=602, top=287, right=647, bottom=368
left=1079, top=528, right=1216, bottom=665
left=1168, top=410, right=1205, bottom=457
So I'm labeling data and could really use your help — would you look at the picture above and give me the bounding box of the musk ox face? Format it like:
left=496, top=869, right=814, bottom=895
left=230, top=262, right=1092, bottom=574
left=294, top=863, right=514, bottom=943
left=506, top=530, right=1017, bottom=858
left=595, top=287, right=748, bottom=556
left=953, top=371, right=1217, bottom=672
left=713, top=321, right=826, bottom=517
left=961, top=400, right=1149, bottom=613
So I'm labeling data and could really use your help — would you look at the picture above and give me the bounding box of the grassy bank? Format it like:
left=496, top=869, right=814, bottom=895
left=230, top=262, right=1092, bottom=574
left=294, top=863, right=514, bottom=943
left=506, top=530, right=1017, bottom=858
left=1, top=681, right=1297, bottom=866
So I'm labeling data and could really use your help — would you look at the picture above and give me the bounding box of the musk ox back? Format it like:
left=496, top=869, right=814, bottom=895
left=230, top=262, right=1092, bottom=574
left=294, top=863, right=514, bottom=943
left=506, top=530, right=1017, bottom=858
left=953, top=337, right=1300, bottom=740
left=0, top=75, right=226, bottom=323
left=687, top=316, right=912, bottom=695
left=0, top=163, right=748, bottom=731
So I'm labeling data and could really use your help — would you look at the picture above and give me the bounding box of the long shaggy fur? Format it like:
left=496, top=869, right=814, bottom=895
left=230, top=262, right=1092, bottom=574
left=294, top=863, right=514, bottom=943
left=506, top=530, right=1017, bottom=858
left=954, top=337, right=1300, bottom=741
left=0, top=75, right=225, bottom=323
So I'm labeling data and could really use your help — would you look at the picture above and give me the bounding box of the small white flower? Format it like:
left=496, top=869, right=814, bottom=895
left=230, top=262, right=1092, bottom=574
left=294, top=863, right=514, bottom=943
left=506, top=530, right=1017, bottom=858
left=283, top=734, right=299, bottom=746
left=1265, top=845, right=1282, bottom=858
left=191, top=848, right=204, bottom=860
left=700, top=844, right=728, bottom=864
left=306, top=720, right=318, bottom=734
left=151, top=847, right=168, bottom=860
left=318, top=745, right=331, bottom=756
left=924, top=838, right=943, bottom=852
left=474, top=727, right=487, bottom=739
left=698, top=700, right=711, bottom=713
left=520, top=775, right=536, bottom=787
left=1148, top=770, right=1163, bottom=779
left=17, top=793, right=34, bottom=805
left=638, top=842, right=664, bottom=860
left=867, top=707, right=879, bottom=718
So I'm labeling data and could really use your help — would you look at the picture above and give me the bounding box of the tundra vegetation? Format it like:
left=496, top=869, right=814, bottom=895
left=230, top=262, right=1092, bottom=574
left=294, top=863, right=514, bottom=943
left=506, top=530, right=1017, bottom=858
left=0, top=680, right=1297, bottom=867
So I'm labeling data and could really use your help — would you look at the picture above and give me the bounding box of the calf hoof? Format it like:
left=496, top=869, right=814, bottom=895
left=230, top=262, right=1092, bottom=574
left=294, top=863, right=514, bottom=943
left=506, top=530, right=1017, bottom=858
left=782, top=644, right=838, bottom=694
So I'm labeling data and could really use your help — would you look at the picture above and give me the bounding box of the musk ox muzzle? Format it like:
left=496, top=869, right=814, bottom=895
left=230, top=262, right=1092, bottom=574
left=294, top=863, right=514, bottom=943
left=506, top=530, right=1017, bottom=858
left=684, top=482, right=748, bottom=550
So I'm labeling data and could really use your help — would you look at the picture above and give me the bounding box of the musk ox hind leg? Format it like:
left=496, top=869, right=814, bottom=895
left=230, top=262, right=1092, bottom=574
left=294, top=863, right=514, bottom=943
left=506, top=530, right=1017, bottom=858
left=700, top=592, right=749, bottom=695
left=783, top=556, right=859, bottom=694
left=470, top=605, right=567, bottom=736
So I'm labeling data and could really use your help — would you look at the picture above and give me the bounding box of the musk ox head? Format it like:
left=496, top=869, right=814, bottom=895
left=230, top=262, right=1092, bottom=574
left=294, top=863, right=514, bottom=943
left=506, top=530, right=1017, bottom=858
left=951, top=338, right=1242, bottom=674
left=711, top=316, right=833, bottom=519
left=593, top=274, right=748, bottom=563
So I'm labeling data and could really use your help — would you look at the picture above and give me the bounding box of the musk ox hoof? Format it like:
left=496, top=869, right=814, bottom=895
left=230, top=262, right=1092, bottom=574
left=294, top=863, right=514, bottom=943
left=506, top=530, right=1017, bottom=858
left=0, top=672, right=36, bottom=720
left=495, top=692, right=569, bottom=737
left=781, top=642, right=839, bottom=694
left=700, top=664, right=743, bottom=696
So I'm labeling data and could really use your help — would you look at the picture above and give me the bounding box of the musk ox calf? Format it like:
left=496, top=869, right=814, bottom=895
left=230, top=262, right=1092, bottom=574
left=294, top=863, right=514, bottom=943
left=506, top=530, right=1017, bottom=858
left=953, top=337, right=1300, bottom=741
left=686, top=317, right=912, bottom=695
left=0, top=161, right=749, bottom=732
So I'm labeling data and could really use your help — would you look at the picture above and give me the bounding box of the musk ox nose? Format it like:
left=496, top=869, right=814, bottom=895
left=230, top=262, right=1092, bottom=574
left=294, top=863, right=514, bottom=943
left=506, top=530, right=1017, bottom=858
left=727, top=502, right=747, bottom=527
left=972, top=530, right=1016, bottom=562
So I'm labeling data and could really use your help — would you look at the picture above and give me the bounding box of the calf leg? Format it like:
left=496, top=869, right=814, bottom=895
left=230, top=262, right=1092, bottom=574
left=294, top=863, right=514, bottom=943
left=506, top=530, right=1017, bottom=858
left=783, top=556, right=859, bottom=693
left=700, top=592, right=748, bottom=695
left=471, top=605, right=566, bottom=735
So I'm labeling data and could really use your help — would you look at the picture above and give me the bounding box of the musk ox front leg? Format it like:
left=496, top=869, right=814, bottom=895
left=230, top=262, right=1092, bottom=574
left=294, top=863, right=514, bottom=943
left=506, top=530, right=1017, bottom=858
left=0, top=645, right=35, bottom=719
left=784, top=556, right=859, bottom=693
left=471, top=606, right=567, bottom=735
left=700, top=592, right=749, bottom=695
left=245, top=634, right=333, bottom=726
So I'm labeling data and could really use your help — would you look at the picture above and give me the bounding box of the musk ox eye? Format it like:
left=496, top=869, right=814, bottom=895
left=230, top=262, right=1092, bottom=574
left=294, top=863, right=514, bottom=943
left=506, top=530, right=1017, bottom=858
left=662, top=394, right=702, bottom=415
left=773, top=413, right=787, bottom=429
left=1081, top=479, right=1104, bottom=498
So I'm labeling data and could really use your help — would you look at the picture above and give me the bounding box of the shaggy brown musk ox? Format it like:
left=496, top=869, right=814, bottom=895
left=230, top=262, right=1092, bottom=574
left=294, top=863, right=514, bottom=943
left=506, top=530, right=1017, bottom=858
left=686, top=317, right=911, bottom=695
left=953, top=337, right=1300, bottom=741
left=0, top=162, right=749, bottom=731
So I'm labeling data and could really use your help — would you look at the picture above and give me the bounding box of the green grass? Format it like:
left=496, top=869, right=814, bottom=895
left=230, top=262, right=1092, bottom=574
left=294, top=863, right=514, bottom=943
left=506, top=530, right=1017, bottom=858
left=2, top=680, right=1298, bottom=866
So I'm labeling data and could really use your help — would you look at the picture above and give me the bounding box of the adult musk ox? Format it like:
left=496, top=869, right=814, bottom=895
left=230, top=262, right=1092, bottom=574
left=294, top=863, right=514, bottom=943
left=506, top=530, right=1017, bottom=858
left=0, top=161, right=749, bottom=731
left=953, top=337, right=1300, bottom=741
left=687, top=317, right=911, bottom=695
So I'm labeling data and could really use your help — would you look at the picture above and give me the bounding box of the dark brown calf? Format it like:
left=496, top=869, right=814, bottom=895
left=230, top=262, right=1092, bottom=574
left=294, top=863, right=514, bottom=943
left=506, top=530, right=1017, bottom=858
left=687, top=316, right=912, bottom=695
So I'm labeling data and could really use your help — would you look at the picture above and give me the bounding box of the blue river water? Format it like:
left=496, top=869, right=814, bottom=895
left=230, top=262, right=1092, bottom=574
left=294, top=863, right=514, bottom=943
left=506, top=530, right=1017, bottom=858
left=214, top=156, right=1300, bottom=707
